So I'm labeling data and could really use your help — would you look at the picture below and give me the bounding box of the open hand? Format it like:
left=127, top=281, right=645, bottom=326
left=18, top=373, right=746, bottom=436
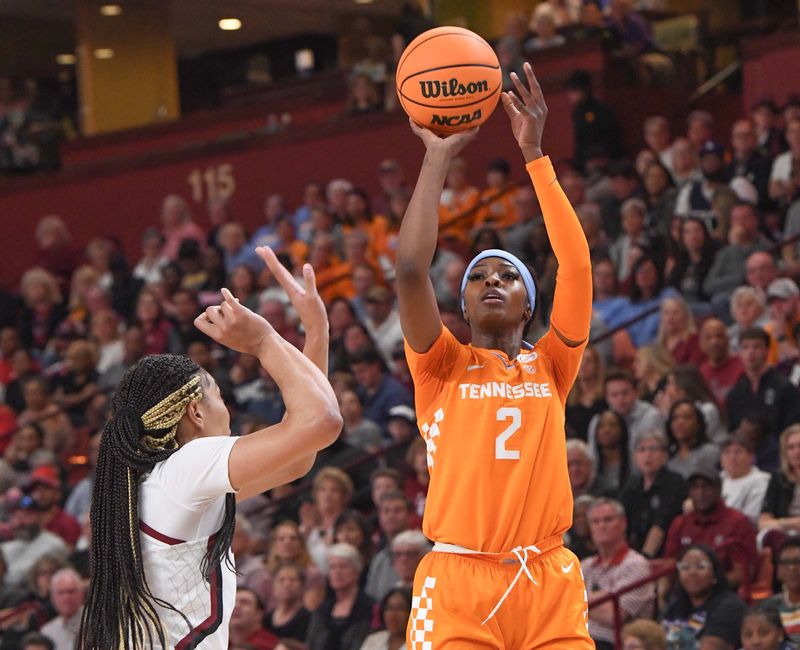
left=409, top=118, right=479, bottom=160
left=194, top=287, right=274, bottom=357
left=256, top=246, right=327, bottom=338
left=501, top=61, right=547, bottom=163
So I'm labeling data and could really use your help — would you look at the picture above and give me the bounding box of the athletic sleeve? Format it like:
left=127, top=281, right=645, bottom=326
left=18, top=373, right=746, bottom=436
left=157, top=436, right=239, bottom=509
left=404, top=325, right=469, bottom=414
left=527, top=156, right=592, bottom=397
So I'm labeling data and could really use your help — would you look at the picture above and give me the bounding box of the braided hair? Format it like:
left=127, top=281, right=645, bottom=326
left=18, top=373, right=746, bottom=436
left=78, top=354, right=236, bottom=649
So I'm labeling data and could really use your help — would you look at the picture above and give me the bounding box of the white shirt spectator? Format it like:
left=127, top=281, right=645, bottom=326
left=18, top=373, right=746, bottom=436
left=41, top=608, right=83, bottom=650
left=0, top=530, right=68, bottom=588
left=722, top=466, right=771, bottom=526
left=771, top=151, right=794, bottom=184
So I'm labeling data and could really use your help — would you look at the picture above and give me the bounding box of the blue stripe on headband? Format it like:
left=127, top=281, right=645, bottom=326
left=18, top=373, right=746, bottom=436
left=460, top=248, right=537, bottom=320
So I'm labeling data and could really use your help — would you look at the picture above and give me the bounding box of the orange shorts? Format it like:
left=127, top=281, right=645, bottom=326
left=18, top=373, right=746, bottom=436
left=406, top=536, right=593, bottom=649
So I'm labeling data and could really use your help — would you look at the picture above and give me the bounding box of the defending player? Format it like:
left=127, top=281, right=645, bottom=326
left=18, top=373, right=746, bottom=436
left=77, top=247, right=342, bottom=650
left=396, top=62, right=594, bottom=648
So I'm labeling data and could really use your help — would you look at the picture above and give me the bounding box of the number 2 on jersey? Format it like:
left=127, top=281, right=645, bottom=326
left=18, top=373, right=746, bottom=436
left=495, top=407, right=521, bottom=460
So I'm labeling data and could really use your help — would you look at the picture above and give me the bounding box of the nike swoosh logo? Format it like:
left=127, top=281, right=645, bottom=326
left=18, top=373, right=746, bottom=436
left=466, top=364, right=484, bottom=371
left=562, top=562, right=575, bottom=574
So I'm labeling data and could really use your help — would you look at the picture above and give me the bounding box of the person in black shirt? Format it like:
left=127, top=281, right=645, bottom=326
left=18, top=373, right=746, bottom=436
left=620, top=430, right=686, bottom=558
left=265, top=563, right=311, bottom=642
left=566, top=70, right=622, bottom=174
left=727, top=327, right=800, bottom=437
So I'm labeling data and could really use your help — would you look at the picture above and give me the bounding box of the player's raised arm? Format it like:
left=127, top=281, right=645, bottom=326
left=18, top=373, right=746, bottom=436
left=396, top=120, right=478, bottom=352
left=195, top=287, right=342, bottom=495
left=502, top=62, right=592, bottom=348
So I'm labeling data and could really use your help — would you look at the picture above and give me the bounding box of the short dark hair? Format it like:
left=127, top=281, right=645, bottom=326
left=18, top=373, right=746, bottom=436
left=778, top=536, right=800, bottom=560
left=739, top=327, right=770, bottom=347
left=605, top=367, right=636, bottom=388
left=20, top=633, right=55, bottom=650
left=236, top=587, right=265, bottom=611
left=370, top=468, right=403, bottom=488
left=349, top=346, right=383, bottom=366
left=378, top=490, right=410, bottom=509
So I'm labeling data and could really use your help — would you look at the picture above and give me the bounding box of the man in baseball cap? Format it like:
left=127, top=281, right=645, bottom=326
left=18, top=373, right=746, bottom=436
left=28, top=466, right=81, bottom=547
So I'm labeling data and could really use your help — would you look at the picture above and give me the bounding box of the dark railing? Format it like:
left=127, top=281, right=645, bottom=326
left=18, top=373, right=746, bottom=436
left=588, top=559, right=676, bottom=648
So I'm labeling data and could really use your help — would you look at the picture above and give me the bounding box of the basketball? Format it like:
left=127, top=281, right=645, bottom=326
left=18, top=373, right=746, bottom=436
left=396, top=26, right=502, bottom=135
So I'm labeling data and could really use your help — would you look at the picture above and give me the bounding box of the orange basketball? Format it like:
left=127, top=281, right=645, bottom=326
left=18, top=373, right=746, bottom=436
left=396, top=26, right=502, bottom=135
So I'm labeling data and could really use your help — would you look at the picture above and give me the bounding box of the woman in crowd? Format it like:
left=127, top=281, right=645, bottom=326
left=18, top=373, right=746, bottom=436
left=591, top=409, right=630, bottom=493
left=266, top=563, right=312, bottom=643
left=760, top=425, right=800, bottom=550
left=760, top=538, right=800, bottom=646
left=655, top=296, right=705, bottom=366
left=633, top=344, right=673, bottom=403
left=566, top=345, right=607, bottom=441
left=659, top=365, right=726, bottom=444
left=359, top=587, right=412, bottom=650
left=666, top=217, right=717, bottom=308
left=334, top=508, right=374, bottom=572
left=660, top=545, right=746, bottom=649
left=328, top=297, right=358, bottom=372
left=403, top=439, right=429, bottom=520
left=617, top=256, right=680, bottom=347
left=301, top=467, right=355, bottom=573
left=90, top=309, right=124, bottom=375
left=739, top=605, right=796, bottom=650
left=305, top=543, right=374, bottom=650
left=133, top=287, right=174, bottom=356
left=2, top=422, right=55, bottom=475
left=16, top=375, right=74, bottom=456
left=229, top=263, right=261, bottom=312
left=665, top=399, right=720, bottom=479
left=52, top=339, right=99, bottom=427
left=642, top=159, right=678, bottom=239
left=338, top=389, right=384, bottom=452
left=265, top=520, right=326, bottom=612
left=18, top=268, right=66, bottom=356
left=728, top=286, right=769, bottom=352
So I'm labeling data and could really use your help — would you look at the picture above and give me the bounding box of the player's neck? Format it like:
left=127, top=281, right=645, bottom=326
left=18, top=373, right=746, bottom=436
left=471, top=330, right=523, bottom=360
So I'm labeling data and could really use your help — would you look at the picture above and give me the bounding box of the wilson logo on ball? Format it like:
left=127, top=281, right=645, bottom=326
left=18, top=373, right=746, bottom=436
left=431, top=109, right=482, bottom=127
left=419, top=79, right=489, bottom=99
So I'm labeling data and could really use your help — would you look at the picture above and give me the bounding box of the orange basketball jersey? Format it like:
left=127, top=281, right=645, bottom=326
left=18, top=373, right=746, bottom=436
left=405, top=326, right=585, bottom=552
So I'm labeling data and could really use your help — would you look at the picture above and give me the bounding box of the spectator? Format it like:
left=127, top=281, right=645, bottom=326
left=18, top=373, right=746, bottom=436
left=610, top=198, right=652, bottom=283
left=18, top=268, right=66, bottom=354
left=655, top=297, right=705, bottom=366
left=720, top=434, right=770, bottom=526
left=438, top=157, right=480, bottom=246
left=583, top=498, right=654, bottom=650
left=643, top=160, right=678, bottom=240
left=621, top=619, right=667, bottom=650
left=660, top=544, right=746, bottom=649
left=632, top=345, right=672, bottom=403
left=703, top=202, right=771, bottom=312
left=359, top=587, right=412, bottom=650
left=334, top=509, right=374, bottom=570
left=365, top=491, right=411, bottom=601
left=39, top=568, right=84, bottom=650
left=726, top=118, right=772, bottom=207
left=17, top=376, right=73, bottom=455
left=338, top=389, right=384, bottom=452
left=764, top=278, right=800, bottom=364
left=699, top=318, right=744, bottom=408
left=566, top=345, right=607, bottom=441
left=305, top=543, right=373, bottom=650
left=233, top=515, right=270, bottom=607
left=686, top=110, right=715, bottom=151
left=587, top=368, right=663, bottom=457
left=265, top=563, right=311, bottom=642
left=350, top=347, right=412, bottom=429
left=19, top=633, right=55, bottom=650
left=32, top=216, right=81, bottom=291
left=362, top=286, right=403, bottom=363
left=566, top=70, right=622, bottom=173
left=761, top=538, right=800, bottom=645
left=265, top=521, right=325, bottom=612
left=567, top=493, right=597, bottom=559
left=52, top=339, right=99, bottom=427
left=616, top=257, right=679, bottom=347
left=215, top=221, right=253, bottom=277
left=670, top=137, right=699, bottom=188
left=666, top=217, right=716, bottom=306
left=567, top=439, right=611, bottom=497
left=590, top=409, right=630, bottom=494
left=131, top=228, right=167, bottom=287
left=496, top=37, right=526, bottom=93
left=3, top=422, right=54, bottom=475
left=133, top=287, right=173, bottom=356
left=600, top=161, right=644, bottom=241
left=727, top=327, right=800, bottom=437
left=0, top=495, right=68, bottom=588
left=606, top=0, right=671, bottom=85
left=229, top=588, right=280, bottom=650
left=27, top=465, right=80, bottom=548
left=401, top=438, right=428, bottom=520
left=664, top=465, right=757, bottom=596
left=644, top=115, right=675, bottom=172
left=665, top=399, right=719, bottom=478
left=158, top=194, right=205, bottom=261
left=346, top=74, right=383, bottom=116
left=728, top=286, right=769, bottom=352
left=739, top=605, right=797, bottom=650
left=769, top=118, right=800, bottom=208
left=620, top=430, right=685, bottom=558
left=752, top=98, right=786, bottom=160
left=302, top=467, right=354, bottom=574
left=659, top=365, right=726, bottom=444
left=389, top=530, right=430, bottom=593
left=524, top=4, right=566, bottom=51
left=474, top=158, right=519, bottom=229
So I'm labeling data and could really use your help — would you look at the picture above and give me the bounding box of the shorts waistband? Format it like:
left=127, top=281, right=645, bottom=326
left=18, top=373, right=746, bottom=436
left=431, top=533, right=563, bottom=563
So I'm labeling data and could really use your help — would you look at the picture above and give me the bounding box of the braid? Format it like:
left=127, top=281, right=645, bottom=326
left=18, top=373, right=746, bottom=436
left=78, top=355, right=237, bottom=650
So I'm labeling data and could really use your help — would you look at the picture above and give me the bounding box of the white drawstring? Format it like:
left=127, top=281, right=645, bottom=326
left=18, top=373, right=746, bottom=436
left=480, top=544, right=541, bottom=625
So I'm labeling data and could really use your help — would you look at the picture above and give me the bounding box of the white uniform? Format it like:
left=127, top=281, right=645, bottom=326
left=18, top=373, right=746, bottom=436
left=138, top=436, right=238, bottom=649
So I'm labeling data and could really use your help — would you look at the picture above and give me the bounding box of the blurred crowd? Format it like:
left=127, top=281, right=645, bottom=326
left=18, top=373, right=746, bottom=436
left=2, top=2, right=800, bottom=650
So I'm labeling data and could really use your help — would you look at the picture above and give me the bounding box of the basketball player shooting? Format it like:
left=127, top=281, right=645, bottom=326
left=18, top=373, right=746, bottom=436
left=396, top=62, right=594, bottom=648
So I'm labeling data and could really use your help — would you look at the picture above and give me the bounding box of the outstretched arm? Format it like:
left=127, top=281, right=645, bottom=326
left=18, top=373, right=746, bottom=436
left=195, top=285, right=342, bottom=499
left=396, top=121, right=478, bottom=353
left=502, top=63, right=592, bottom=347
